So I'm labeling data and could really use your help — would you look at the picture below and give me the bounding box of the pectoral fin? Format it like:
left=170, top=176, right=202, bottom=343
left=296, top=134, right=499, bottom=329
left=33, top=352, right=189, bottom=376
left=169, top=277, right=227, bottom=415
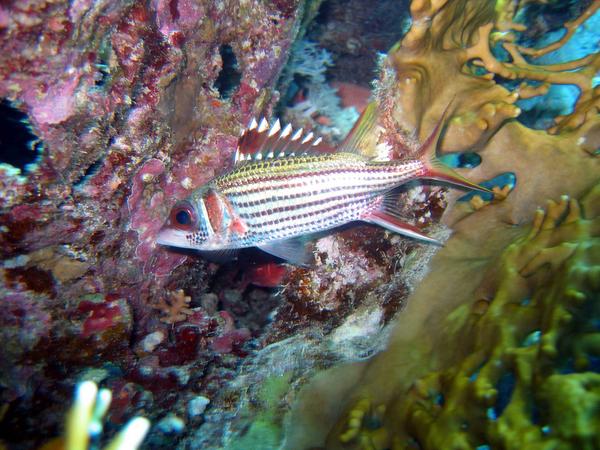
left=257, top=237, right=313, bottom=267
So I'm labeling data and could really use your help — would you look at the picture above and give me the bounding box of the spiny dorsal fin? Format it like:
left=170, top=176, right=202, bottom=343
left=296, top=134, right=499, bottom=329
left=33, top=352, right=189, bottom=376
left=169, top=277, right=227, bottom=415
left=234, top=117, right=334, bottom=165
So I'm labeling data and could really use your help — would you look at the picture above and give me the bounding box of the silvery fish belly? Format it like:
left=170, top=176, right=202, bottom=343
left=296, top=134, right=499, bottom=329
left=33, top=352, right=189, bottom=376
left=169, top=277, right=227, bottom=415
left=157, top=102, right=491, bottom=265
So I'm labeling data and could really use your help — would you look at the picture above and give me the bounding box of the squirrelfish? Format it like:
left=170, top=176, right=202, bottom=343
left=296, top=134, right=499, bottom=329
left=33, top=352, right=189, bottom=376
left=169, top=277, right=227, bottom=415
left=157, top=103, right=490, bottom=265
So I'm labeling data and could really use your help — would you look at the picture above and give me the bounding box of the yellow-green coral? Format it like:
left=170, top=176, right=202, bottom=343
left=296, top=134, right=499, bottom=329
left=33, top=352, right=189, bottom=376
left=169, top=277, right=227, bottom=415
left=322, top=185, right=600, bottom=450
left=391, top=190, right=600, bottom=450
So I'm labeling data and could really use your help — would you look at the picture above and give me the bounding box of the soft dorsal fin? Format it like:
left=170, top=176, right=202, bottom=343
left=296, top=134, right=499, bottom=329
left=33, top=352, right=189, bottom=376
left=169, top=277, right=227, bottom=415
left=234, top=117, right=334, bottom=165
left=337, top=101, right=378, bottom=155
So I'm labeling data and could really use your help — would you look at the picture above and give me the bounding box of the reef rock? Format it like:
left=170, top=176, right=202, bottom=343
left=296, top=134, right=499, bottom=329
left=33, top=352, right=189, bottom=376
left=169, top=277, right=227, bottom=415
left=0, top=0, right=313, bottom=446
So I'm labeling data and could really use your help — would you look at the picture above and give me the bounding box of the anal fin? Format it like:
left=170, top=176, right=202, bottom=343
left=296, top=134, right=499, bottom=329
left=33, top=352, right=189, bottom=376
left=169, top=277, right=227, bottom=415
left=257, top=237, right=313, bottom=267
left=362, top=209, right=441, bottom=246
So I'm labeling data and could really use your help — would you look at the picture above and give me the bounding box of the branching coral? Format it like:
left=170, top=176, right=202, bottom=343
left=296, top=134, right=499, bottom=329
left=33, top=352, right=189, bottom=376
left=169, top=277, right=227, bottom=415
left=282, top=39, right=360, bottom=139
left=346, top=187, right=599, bottom=450
left=289, top=185, right=600, bottom=450
left=378, top=0, right=600, bottom=160
left=152, top=289, right=193, bottom=325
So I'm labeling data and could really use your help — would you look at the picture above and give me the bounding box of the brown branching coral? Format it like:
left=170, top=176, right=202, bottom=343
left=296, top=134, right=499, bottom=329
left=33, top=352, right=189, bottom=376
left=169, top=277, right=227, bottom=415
left=375, top=0, right=600, bottom=229
left=377, top=0, right=600, bottom=157
left=152, top=289, right=193, bottom=324
left=387, top=188, right=599, bottom=450
left=517, top=3, right=600, bottom=58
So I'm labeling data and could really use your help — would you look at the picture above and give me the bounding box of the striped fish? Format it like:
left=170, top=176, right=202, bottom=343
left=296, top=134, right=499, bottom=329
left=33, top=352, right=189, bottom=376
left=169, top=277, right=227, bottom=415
left=157, top=103, right=491, bottom=265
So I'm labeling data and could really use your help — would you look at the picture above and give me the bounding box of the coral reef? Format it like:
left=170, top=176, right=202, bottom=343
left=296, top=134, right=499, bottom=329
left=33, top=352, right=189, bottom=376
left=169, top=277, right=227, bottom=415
left=281, top=39, right=360, bottom=139
left=0, top=0, right=319, bottom=447
left=1, top=0, right=598, bottom=448
left=327, top=188, right=600, bottom=449
left=308, top=0, right=411, bottom=86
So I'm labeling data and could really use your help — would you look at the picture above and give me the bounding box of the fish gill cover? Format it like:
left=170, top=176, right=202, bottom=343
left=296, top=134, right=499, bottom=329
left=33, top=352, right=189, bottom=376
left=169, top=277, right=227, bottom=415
left=0, top=0, right=598, bottom=449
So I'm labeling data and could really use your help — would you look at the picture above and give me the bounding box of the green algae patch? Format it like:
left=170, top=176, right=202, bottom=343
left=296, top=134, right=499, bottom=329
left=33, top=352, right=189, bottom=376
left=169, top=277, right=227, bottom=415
left=226, top=372, right=293, bottom=450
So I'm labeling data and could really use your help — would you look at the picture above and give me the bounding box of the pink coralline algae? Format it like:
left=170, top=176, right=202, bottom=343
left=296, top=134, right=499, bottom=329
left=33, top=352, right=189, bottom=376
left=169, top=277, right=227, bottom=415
left=77, top=295, right=130, bottom=339
left=152, top=0, right=205, bottom=40
left=0, top=0, right=309, bottom=447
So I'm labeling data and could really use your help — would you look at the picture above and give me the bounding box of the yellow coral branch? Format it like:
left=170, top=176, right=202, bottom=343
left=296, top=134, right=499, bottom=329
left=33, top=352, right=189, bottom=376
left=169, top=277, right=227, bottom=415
left=466, top=23, right=592, bottom=93
left=517, top=2, right=600, bottom=58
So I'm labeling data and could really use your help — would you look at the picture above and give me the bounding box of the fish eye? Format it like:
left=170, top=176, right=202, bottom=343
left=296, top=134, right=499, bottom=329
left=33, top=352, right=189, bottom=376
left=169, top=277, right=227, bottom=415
left=176, top=210, right=191, bottom=225
left=170, top=203, right=196, bottom=230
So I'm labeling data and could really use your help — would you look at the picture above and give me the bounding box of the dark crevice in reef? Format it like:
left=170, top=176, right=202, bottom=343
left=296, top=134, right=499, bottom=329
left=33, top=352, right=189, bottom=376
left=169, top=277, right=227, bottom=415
left=306, top=0, right=409, bottom=86
left=73, top=157, right=105, bottom=188
left=94, top=57, right=111, bottom=88
left=214, top=44, right=242, bottom=99
left=0, top=99, right=42, bottom=174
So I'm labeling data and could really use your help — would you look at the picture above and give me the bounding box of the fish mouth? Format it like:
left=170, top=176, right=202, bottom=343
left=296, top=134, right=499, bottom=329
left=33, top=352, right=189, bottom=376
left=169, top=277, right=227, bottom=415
left=156, top=228, right=192, bottom=249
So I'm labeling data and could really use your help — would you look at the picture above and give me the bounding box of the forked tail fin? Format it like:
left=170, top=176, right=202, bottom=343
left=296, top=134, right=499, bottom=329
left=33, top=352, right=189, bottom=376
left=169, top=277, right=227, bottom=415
left=419, top=102, right=492, bottom=194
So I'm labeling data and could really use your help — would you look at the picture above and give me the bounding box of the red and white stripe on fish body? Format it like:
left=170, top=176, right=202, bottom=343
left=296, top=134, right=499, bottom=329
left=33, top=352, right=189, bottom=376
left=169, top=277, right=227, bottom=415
left=157, top=102, right=492, bottom=265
